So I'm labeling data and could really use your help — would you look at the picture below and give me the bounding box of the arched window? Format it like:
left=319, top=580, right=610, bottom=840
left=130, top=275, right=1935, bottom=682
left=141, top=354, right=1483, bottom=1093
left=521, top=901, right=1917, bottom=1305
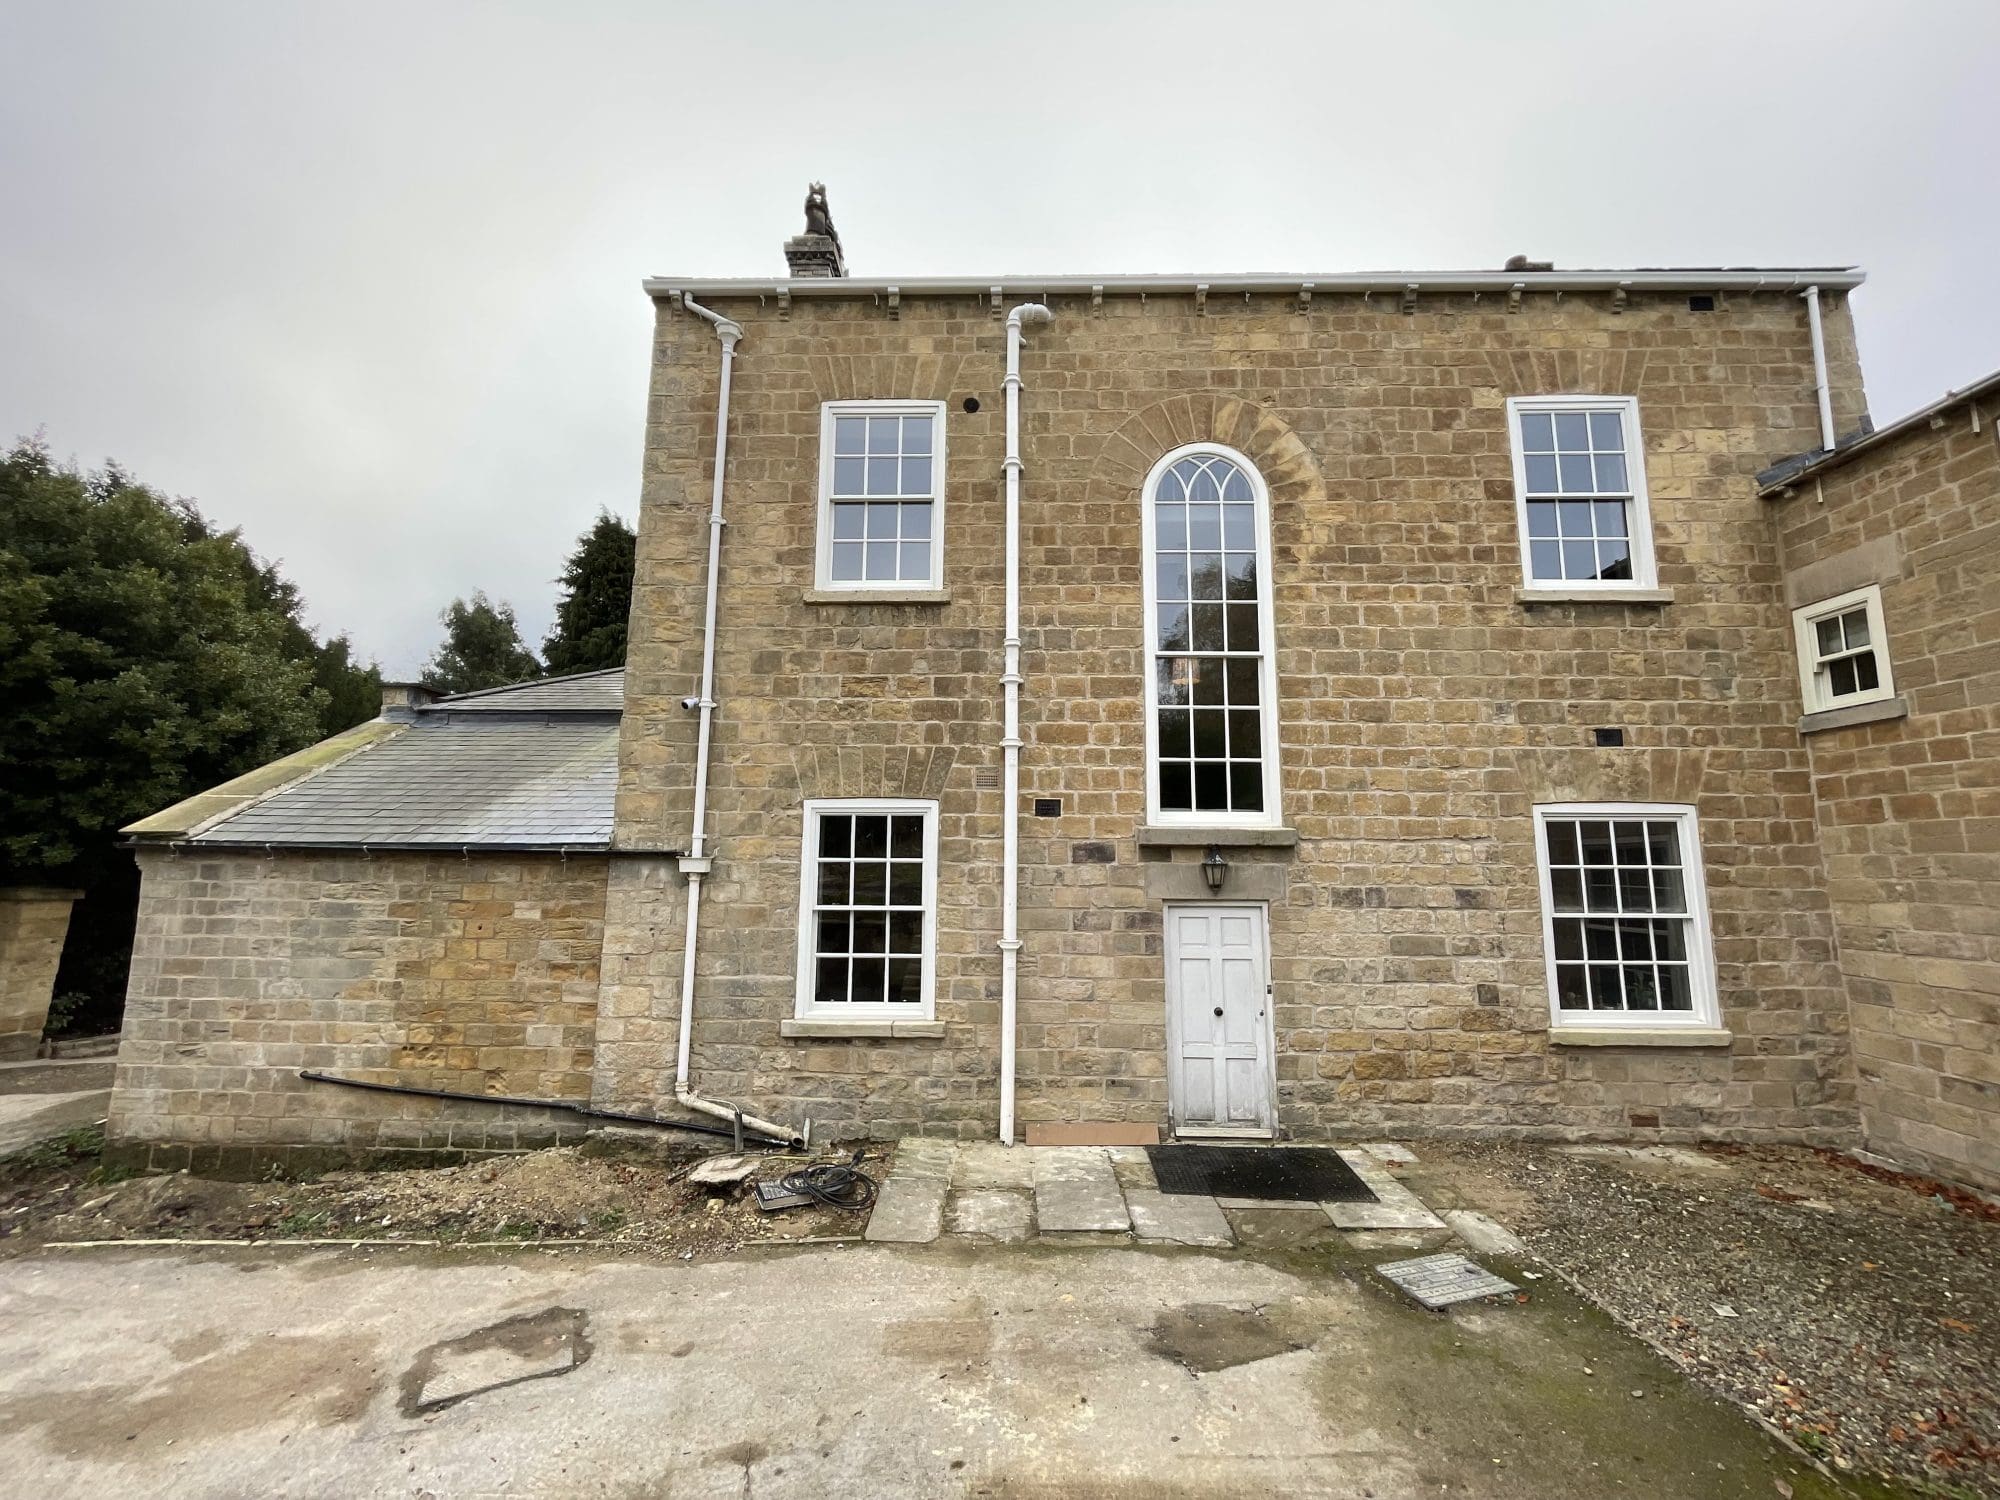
left=1141, top=445, right=1281, bottom=826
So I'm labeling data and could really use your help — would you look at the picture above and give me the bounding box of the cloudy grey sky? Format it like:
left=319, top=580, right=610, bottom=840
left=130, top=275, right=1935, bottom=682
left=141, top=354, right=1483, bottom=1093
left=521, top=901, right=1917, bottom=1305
left=4, top=1, right=1996, bottom=675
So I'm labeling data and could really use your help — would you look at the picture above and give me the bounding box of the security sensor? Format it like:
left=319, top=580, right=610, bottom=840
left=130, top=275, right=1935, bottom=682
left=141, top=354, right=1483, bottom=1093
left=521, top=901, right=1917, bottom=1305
left=681, top=695, right=702, bottom=712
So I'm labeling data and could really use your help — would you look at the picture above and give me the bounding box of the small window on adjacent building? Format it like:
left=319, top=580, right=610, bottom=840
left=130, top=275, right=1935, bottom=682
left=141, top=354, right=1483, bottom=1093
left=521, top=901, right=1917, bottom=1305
left=1508, top=396, right=1658, bottom=590
left=794, top=799, right=938, bottom=1019
left=816, top=401, right=946, bottom=590
left=1793, top=585, right=1894, bottom=713
left=1533, top=804, right=1720, bottom=1030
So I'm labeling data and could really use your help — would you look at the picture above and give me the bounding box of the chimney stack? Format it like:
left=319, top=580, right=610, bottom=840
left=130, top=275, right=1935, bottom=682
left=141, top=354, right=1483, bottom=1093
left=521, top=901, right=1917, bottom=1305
left=785, top=181, right=847, bottom=279
left=379, top=682, right=439, bottom=721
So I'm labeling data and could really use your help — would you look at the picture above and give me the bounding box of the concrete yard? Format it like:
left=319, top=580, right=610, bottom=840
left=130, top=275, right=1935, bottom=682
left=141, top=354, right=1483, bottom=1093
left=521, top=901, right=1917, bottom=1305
left=0, top=1235, right=1888, bottom=1499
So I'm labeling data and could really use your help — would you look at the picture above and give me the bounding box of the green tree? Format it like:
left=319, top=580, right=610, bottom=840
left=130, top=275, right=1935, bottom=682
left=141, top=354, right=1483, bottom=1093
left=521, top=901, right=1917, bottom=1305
left=310, top=635, right=383, bottom=737
left=542, top=512, right=635, bottom=674
left=421, top=591, right=541, bottom=694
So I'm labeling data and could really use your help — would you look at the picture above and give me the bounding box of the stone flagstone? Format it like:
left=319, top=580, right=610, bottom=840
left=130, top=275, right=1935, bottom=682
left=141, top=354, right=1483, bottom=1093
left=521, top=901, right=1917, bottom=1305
left=1125, top=1188, right=1233, bottom=1247
left=1031, top=1147, right=1131, bottom=1233
left=1323, top=1149, right=1445, bottom=1231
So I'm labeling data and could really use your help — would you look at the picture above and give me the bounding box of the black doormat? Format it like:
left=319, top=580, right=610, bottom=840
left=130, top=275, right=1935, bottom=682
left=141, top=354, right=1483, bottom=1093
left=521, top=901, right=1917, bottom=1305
left=1147, top=1145, right=1377, bottom=1203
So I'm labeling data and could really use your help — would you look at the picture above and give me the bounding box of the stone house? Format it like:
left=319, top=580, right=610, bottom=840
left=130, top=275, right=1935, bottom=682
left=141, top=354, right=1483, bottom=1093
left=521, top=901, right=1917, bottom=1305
left=105, top=232, right=1998, bottom=1191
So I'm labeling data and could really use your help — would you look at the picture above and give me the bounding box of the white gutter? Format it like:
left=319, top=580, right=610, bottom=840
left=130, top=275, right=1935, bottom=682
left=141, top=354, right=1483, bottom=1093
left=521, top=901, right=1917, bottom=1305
left=669, top=295, right=796, bottom=1146
left=998, top=302, right=1053, bottom=1145
left=649, top=268, right=1866, bottom=300
left=1802, top=286, right=1839, bottom=451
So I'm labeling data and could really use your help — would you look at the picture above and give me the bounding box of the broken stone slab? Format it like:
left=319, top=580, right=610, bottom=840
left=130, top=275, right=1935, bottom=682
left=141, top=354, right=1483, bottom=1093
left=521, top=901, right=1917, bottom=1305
left=1441, top=1209, right=1527, bottom=1257
left=946, top=1188, right=1033, bottom=1243
left=1324, top=1150, right=1445, bottom=1231
left=887, top=1137, right=958, bottom=1183
left=1031, top=1147, right=1131, bottom=1234
left=1126, top=1188, right=1233, bottom=1247
left=1354, top=1142, right=1418, bottom=1164
left=863, top=1175, right=946, bottom=1244
left=686, top=1154, right=761, bottom=1188
left=951, top=1141, right=1034, bottom=1192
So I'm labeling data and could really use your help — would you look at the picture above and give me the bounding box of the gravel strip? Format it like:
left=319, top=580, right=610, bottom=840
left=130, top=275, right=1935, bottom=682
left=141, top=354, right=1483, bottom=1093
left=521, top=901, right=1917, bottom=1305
left=1430, top=1141, right=2000, bottom=1495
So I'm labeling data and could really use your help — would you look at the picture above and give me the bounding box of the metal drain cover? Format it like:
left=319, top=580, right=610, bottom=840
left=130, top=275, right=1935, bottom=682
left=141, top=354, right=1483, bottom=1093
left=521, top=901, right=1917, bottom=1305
left=1377, top=1253, right=1519, bottom=1310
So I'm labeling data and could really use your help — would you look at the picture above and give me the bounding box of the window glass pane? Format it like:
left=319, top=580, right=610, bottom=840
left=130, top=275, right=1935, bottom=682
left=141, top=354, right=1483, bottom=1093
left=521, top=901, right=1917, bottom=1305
left=1225, top=603, right=1259, bottom=652
left=1550, top=868, right=1584, bottom=911
left=1555, top=963, right=1590, bottom=1009
left=1158, top=464, right=1189, bottom=503
left=851, top=957, right=886, bottom=1003
left=1225, top=554, right=1258, bottom=600
left=899, top=502, right=931, bottom=541
left=832, top=503, right=865, bottom=540
left=1593, top=453, right=1628, bottom=493
left=1621, top=923, right=1654, bottom=960
left=1645, top=821, right=1679, bottom=865
left=1160, top=762, right=1193, bottom=810
left=1188, top=505, right=1222, bottom=550
left=1625, top=966, right=1660, bottom=1010
left=1585, top=920, right=1620, bottom=960
left=833, top=457, right=865, bottom=495
left=1829, top=656, right=1859, bottom=697
left=857, top=540, right=891, bottom=578
left=1529, top=541, right=1562, bottom=580
left=815, top=956, right=848, bottom=1004
left=1563, top=541, right=1597, bottom=579
left=834, top=417, right=865, bottom=455
left=1619, top=868, right=1653, bottom=912
left=816, top=911, right=848, bottom=955
left=1526, top=501, right=1559, bottom=538
left=1545, top=820, right=1579, bottom=864
left=866, top=457, right=897, bottom=494
left=1815, top=617, right=1843, bottom=656
left=1558, top=500, right=1595, bottom=536
left=1158, top=708, right=1191, bottom=757
left=1228, top=709, right=1261, bottom=757
left=1156, top=555, right=1189, bottom=601
left=1220, top=464, right=1252, bottom=502
left=1598, top=540, right=1632, bottom=580
left=1593, top=500, right=1628, bottom=538
left=889, top=861, right=923, bottom=906
left=1853, top=652, right=1880, bottom=692
left=1189, top=555, right=1224, bottom=600
left=852, top=910, right=886, bottom=954
left=854, top=817, right=889, bottom=858
left=1553, top=918, right=1583, bottom=959
left=1578, top=820, right=1613, bottom=863
left=1191, top=603, right=1225, bottom=651
left=888, top=910, right=922, bottom=954
left=867, top=416, right=899, bottom=454
left=1158, top=603, right=1191, bottom=652
left=1652, top=919, right=1688, bottom=964
left=864, top=503, right=897, bottom=538
left=820, top=815, right=852, bottom=857
left=1230, top=763, right=1264, bottom=812
left=1157, top=658, right=1192, bottom=706
left=1525, top=454, right=1560, bottom=493
left=1842, top=609, right=1869, bottom=648
left=1520, top=411, right=1555, bottom=451
left=851, top=862, right=886, bottom=906
left=1585, top=867, right=1618, bottom=912
left=1193, top=657, right=1227, bottom=706
left=1194, top=761, right=1228, bottom=810
left=1555, top=412, right=1591, bottom=451
left=1224, top=657, right=1260, bottom=704
left=1188, top=464, right=1221, bottom=504
left=1588, top=965, right=1625, bottom=1009
left=1652, top=867, right=1686, bottom=913
left=1193, top=709, right=1226, bottom=758
left=1588, top=410, right=1625, bottom=451
left=902, top=415, right=933, bottom=454
left=1612, top=821, right=1647, bottom=865
left=890, top=815, right=923, bottom=858
left=1658, top=965, right=1693, bottom=1010
left=1223, top=504, right=1255, bottom=550
left=817, top=861, right=847, bottom=905
left=1156, top=503, right=1188, bottom=551
left=900, top=543, right=930, bottom=580
left=900, top=456, right=932, bottom=496
left=886, top=958, right=922, bottom=1005
left=1559, top=454, right=1595, bottom=492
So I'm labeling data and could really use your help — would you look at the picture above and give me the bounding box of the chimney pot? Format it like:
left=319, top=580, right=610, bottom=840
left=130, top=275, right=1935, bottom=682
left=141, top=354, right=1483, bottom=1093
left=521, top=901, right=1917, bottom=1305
left=380, top=681, right=439, bottom=721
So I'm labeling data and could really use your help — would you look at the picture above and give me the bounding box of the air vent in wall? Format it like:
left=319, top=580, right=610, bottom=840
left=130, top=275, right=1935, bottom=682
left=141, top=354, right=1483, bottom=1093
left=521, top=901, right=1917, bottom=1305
left=1594, top=727, right=1626, bottom=747
left=1034, top=798, right=1062, bottom=818
left=973, top=767, right=1001, bottom=790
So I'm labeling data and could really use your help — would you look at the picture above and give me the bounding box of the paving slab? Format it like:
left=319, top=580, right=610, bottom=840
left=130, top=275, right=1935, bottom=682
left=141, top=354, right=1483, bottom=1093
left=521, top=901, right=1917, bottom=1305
left=0, top=1090, right=110, bottom=1159
left=946, top=1188, right=1033, bottom=1242
left=889, top=1137, right=958, bottom=1181
left=1031, top=1147, right=1131, bottom=1233
left=863, top=1176, right=946, bottom=1243
left=1324, top=1149, right=1445, bottom=1231
left=1106, top=1146, right=1158, bottom=1192
left=1125, top=1188, right=1233, bottom=1247
left=1442, top=1208, right=1528, bottom=1257
left=951, top=1141, right=1033, bottom=1191
left=1355, top=1141, right=1419, bottom=1164
left=1223, top=1206, right=1339, bottom=1251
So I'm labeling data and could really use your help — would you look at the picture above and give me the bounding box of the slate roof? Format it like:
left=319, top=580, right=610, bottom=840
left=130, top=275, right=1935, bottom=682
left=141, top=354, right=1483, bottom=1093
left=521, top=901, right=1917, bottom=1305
left=182, top=670, right=625, bottom=851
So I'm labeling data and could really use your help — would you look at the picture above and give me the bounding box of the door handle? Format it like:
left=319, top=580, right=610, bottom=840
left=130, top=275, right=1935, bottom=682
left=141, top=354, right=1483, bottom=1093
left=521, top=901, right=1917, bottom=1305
left=1213, top=1007, right=1224, bottom=1017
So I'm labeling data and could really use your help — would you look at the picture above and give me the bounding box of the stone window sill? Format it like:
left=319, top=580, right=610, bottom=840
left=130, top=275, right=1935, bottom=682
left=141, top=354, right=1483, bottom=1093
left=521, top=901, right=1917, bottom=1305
left=1548, top=1026, right=1732, bottom=1048
left=779, top=1018, right=946, bottom=1039
left=1515, top=587, right=1674, bottom=607
left=1137, top=825, right=1300, bottom=849
left=802, top=588, right=952, bottom=606
left=1799, top=695, right=1908, bottom=735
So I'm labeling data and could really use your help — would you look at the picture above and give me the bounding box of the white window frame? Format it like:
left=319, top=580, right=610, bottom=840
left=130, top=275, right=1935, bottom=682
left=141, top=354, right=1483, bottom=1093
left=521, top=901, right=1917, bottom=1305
left=1507, top=395, right=1658, bottom=592
left=1793, top=585, right=1895, bottom=713
left=793, top=797, right=939, bottom=1021
left=1140, top=442, right=1284, bottom=828
left=813, top=400, right=947, bottom=592
left=1531, top=802, right=1722, bottom=1031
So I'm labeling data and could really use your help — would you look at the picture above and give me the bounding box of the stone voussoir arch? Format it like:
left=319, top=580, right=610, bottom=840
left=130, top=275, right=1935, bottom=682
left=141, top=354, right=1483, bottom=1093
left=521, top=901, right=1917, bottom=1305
left=1087, top=395, right=1325, bottom=514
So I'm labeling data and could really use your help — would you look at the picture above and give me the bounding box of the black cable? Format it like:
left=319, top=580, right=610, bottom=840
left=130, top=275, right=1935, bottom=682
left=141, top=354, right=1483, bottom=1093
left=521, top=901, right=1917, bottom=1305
left=778, top=1150, right=878, bottom=1210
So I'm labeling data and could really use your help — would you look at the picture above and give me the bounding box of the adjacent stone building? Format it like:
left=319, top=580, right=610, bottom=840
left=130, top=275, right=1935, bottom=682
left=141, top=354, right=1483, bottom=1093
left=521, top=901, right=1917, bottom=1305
left=103, top=231, right=1998, bottom=1189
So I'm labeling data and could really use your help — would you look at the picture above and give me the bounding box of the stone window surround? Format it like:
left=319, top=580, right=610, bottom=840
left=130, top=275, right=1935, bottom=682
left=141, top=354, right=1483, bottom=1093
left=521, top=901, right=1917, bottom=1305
left=1506, top=395, right=1660, bottom=595
left=792, top=796, right=940, bottom=1025
left=1530, top=801, right=1724, bottom=1035
left=813, top=400, right=948, bottom=594
left=1792, top=583, right=1896, bottom=716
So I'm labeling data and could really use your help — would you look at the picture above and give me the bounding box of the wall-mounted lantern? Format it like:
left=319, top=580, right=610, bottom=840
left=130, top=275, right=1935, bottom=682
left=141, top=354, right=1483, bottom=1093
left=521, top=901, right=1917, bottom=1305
left=1201, top=845, right=1230, bottom=894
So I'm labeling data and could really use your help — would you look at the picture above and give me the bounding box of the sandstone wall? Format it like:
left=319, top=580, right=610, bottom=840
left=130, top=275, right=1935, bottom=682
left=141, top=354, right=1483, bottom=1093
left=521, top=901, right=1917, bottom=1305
left=607, top=285, right=1868, bottom=1144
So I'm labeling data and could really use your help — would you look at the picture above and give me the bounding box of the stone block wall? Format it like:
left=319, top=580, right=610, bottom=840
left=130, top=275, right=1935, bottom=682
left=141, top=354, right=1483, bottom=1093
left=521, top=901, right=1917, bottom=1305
left=0, top=888, right=79, bottom=1060
left=111, top=849, right=606, bottom=1157
left=1772, top=407, right=2000, bottom=1189
left=610, top=284, right=1869, bottom=1144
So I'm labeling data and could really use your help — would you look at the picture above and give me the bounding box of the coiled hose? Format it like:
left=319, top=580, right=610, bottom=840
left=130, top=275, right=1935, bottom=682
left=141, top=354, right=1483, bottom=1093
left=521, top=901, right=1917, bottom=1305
left=778, top=1150, right=878, bottom=1210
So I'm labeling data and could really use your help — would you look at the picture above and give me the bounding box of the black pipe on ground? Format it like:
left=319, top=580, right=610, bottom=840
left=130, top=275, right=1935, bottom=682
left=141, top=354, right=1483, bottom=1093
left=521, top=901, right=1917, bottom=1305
left=295, top=1070, right=802, bottom=1148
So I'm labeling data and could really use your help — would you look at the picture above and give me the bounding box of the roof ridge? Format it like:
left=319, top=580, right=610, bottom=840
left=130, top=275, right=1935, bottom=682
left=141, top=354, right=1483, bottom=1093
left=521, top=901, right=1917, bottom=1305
left=431, top=666, right=625, bottom=705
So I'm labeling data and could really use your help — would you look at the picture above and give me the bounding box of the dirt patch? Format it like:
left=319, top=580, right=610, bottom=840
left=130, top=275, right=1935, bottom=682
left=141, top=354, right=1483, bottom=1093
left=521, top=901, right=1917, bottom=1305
left=1425, top=1140, right=2000, bottom=1496
left=0, top=1128, right=888, bottom=1259
left=398, top=1305, right=591, bottom=1415
left=1148, top=1302, right=1306, bottom=1374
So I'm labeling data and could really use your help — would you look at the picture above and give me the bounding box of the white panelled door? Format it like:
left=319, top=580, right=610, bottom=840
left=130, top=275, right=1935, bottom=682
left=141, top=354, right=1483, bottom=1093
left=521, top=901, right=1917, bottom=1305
left=1165, top=904, right=1274, bottom=1135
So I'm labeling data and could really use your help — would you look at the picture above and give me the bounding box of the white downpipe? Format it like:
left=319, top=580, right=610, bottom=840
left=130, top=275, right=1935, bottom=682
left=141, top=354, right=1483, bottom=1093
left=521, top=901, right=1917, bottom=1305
left=670, top=296, right=795, bottom=1145
left=1803, top=286, right=1838, bottom=451
left=999, top=302, right=1053, bottom=1145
